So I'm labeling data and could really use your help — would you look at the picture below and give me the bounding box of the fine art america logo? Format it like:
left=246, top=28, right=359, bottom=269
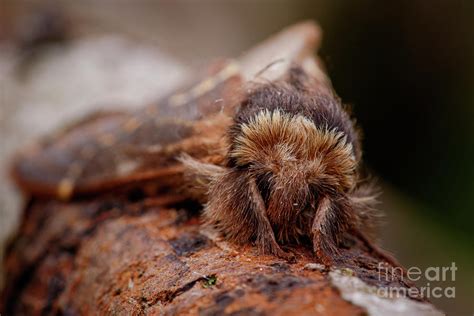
left=377, top=262, right=457, bottom=299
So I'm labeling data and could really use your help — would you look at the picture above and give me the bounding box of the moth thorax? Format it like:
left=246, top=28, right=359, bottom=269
left=230, top=109, right=357, bottom=192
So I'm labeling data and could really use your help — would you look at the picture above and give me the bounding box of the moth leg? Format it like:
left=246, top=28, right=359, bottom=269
left=200, top=166, right=293, bottom=261
left=312, top=196, right=350, bottom=264
left=248, top=177, right=295, bottom=261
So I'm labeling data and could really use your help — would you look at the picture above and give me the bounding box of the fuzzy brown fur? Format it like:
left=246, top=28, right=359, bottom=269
left=182, top=67, right=378, bottom=264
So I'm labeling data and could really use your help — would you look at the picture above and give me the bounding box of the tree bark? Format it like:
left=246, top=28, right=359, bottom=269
left=1, top=193, right=442, bottom=315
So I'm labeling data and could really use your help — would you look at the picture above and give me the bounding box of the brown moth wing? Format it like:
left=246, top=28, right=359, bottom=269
left=11, top=62, right=242, bottom=199
left=11, top=21, right=323, bottom=200
left=11, top=112, right=130, bottom=197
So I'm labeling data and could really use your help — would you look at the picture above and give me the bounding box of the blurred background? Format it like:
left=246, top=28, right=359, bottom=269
left=1, top=1, right=472, bottom=314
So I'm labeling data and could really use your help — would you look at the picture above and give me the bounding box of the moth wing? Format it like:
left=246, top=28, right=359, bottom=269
left=11, top=111, right=131, bottom=197
left=11, top=21, right=324, bottom=199
left=11, top=62, right=241, bottom=199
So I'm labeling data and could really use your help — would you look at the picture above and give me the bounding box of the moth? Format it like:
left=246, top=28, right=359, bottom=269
left=11, top=22, right=385, bottom=264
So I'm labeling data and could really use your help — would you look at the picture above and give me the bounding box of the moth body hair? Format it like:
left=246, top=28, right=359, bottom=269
left=182, top=67, right=378, bottom=263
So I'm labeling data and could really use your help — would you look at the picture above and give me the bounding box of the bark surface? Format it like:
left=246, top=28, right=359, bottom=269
left=1, top=193, right=442, bottom=315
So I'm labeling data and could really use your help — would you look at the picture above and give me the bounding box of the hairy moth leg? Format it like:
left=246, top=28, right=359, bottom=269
left=247, top=177, right=295, bottom=260
left=311, top=196, right=351, bottom=264
left=183, top=157, right=293, bottom=260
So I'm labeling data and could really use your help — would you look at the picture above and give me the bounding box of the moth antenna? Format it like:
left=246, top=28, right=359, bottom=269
left=253, top=58, right=286, bottom=79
